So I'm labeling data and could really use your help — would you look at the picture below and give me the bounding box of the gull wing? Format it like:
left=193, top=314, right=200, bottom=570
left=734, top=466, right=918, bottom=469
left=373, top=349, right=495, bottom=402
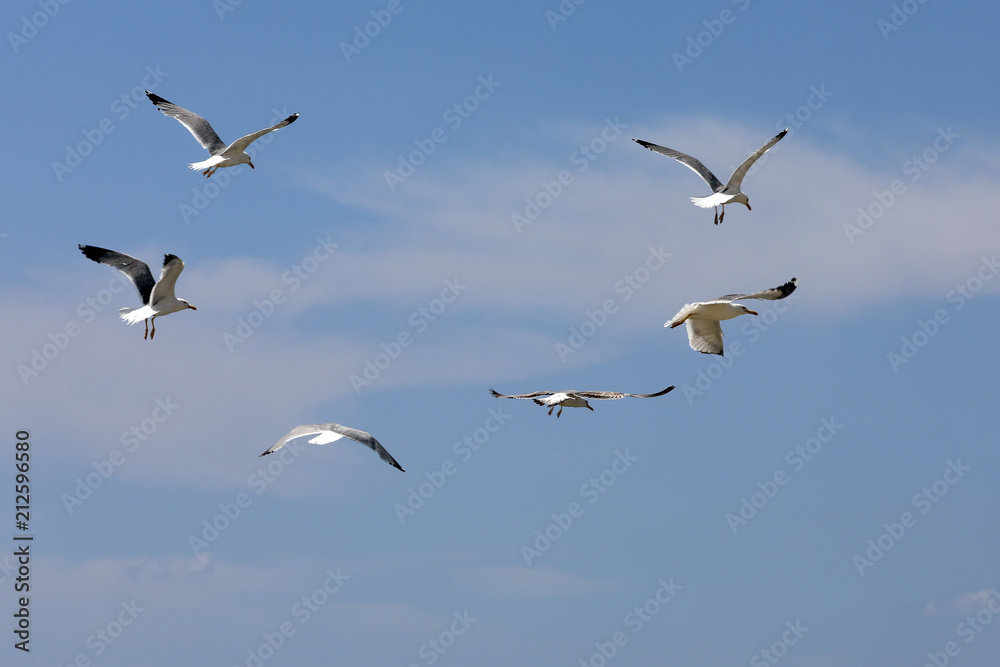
left=724, top=129, right=787, bottom=191
left=575, top=387, right=675, bottom=400
left=79, top=245, right=155, bottom=305
left=632, top=138, right=724, bottom=192
left=716, top=277, right=798, bottom=303
left=687, top=320, right=725, bottom=355
left=149, top=255, right=185, bottom=306
left=260, top=423, right=404, bottom=471
left=490, top=389, right=554, bottom=400
left=224, top=113, right=299, bottom=156
left=146, top=91, right=228, bottom=155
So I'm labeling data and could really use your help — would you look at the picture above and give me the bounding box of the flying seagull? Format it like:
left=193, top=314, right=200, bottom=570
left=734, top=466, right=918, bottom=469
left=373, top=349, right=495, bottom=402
left=665, top=278, right=798, bottom=356
left=490, top=386, right=674, bottom=418
left=632, top=129, right=787, bottom=224
left=260, top=423, right=404, bottom=472
left=79, top=245, right=196, bottom=340
left=145, top=91, right=299, bottom=177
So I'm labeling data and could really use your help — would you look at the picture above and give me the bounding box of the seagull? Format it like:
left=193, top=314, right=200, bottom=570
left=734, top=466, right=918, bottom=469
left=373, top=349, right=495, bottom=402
left=665, top=278, right=798, bottom=356
left=79, top=245, right=196, bottom=340
left=490, top=386, right=674, bottom=417
left=633, top=129, right=787, bottom=224
left=145, top=91, right=299, bottom=177
left=260, top=423, right=404, bottom=471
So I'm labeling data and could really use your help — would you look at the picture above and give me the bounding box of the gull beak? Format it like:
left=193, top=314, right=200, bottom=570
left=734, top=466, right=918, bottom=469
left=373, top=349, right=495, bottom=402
left=744, top=202, right=752, bottom=210
left=248, top=161, right=255, bottom=169
left=188, top=305, right=198, bottom=310
left=747, top=309, right=759, bottom=316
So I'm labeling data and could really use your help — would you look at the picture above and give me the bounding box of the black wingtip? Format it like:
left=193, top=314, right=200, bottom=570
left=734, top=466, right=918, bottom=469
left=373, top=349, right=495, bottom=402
left=778, top=277, right=798, bottom=298
left=776, top=128, right=789, bottom=139
left=284, top=113, right=300, bottom=124
left=145, top=90, right=168, bottom=106
left=163, top=253, right=181, bottom=265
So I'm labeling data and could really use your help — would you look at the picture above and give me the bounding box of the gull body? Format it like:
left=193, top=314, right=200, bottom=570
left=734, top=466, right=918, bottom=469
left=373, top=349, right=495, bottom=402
left=665, top=278, right=798, bottom=356
left=490, top=386, right=674, bottom=417
left=79, top=245, right=196, bottom=340
left=260, top=423, right=404, bottom=472
left=633, top=129, right=787, bottom=224
left=145, top=91, right=299, bottom=177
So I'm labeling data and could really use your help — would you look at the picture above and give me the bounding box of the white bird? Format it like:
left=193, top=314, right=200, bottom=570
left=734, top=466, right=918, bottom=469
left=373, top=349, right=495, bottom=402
left=490, top=386, right=674, bottom=418
left=146, top=91, right=299, bottom=177
left=79, top=245, right=196, bottom=340
left=665, top=278, right=798, bottom=356
left=260, top=423, right=404, bottom=471
left=633, top=129, right=787, bottom=224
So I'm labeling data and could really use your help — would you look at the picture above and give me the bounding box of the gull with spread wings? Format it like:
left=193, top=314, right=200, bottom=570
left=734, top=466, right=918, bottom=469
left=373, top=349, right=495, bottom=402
left=665, top=278, right=798, bottom=356
left=146, top=91, right=299, bottom=177
left=490, top=386, right=674, bottom=417
left=260, top=423, right=404, bottom=472
left=79, top=245, right=196, bottom=340
left=633, top=129, right=786, bottom=224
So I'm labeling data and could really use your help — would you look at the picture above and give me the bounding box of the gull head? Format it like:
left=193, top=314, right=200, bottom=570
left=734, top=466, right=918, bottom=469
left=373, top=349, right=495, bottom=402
left=181, top=300, right=197, bottom=311
left=741, top=305, right=758, bottom=316
left=732, top=193, right=750, bottom=210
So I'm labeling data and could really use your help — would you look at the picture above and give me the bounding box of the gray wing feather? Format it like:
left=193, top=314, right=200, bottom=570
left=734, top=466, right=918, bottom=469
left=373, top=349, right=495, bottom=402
left=225, top=113, right=299, bottom=155
left=724, top=129, right=787, bottom=190
left=490, top=389, right=553, bottom=400
left=633, top=138, right=725, bottom=192
left=146, top=91, right=228, bottom=155
left=79, top=245, right=155, bottom=305
left=716, top=277, right=798, bottom=303
left=575, top=386, right=675, bottom=400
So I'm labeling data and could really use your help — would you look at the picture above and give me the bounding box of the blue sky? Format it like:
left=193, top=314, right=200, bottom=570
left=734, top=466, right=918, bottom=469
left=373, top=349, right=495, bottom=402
left=3, top=1, right=1000, bottom=665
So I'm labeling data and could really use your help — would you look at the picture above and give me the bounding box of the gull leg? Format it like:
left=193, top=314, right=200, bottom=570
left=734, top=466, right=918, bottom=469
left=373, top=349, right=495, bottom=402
left=547, top=406, right=554, bottom=416
left=556, top=406, right=563, bottom=418
left=143, top=319, right=149, bottom=340
left=718, top=205, right=725, bottom=224
left=150, top=316, right=156, bottom=340
left=713, top=207, right=719, bottom=225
